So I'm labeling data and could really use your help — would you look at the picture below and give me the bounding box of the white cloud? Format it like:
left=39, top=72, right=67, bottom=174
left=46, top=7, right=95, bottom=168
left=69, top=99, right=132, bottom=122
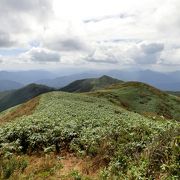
left=0, top=0, right=180, bottom=71
left=0, top=31, right=15, bottom=47
left=20, top=47, right=60, bottom=63
left=160, top=48, right=180, bottom=65
left=0, top=0, right=53, bottom=47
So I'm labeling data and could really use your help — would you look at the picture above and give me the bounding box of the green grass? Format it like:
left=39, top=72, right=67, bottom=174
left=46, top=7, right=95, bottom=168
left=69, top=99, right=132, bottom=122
left=0, top=91, right=179, bottom=179
left=88, top=82, right=180, bottom=121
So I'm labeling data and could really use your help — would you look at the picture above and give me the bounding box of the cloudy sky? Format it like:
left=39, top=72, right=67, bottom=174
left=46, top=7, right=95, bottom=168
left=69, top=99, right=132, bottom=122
left=0, top=0, right=180, bottom=71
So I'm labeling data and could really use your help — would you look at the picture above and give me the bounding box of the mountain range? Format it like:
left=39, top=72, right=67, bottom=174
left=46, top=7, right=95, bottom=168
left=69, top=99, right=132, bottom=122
left=0, top=75, right=179, bottom=121
left=0, top=70, right=180, bottom=91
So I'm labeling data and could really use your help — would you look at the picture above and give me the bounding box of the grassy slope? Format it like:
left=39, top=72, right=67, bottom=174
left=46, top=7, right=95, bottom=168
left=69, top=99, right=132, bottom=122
left=60, top=75, right=123, bottom=92
left=0, top=83, right=54, bottom=112
left=88, top=82, right=180, bottom=121
left=0, top=91, right=11, bottom=100
left=0, top=91, right=179, bottom=179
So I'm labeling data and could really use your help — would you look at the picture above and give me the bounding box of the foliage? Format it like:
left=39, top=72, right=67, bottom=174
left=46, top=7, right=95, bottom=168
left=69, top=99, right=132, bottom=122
left=0, top=92, right=179, bottom=179
left=0, top=155, right=28, bottom=179
left=88, top=81, right=180, bottom=121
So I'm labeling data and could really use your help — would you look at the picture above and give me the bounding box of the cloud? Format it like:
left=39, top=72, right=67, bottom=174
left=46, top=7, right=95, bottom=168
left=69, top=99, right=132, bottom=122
left=154, top=0, right=180, bottom=37
left=0, top=0, right=52, bottom=21
left=130, top=42, right=164, bottom=64
left=84, top=41, right=165, bottom=65
left=84, top=43, right=122, bottom=64
left=160, top=48, right=180, bottom=65
left=0, top=0, right=53, bottom=48
left=84, top=13, right=134, bottom=23
left=0, top=0, right=180, bottom=71
left=86, top=53, right=118, bottom=64
left=141, top=43, right=164, bottom=54
left=44, top=36, right=90, bottom=52
left=0, top=31, right=15, bottom=47
left=22, top=48, right=60, bottom=63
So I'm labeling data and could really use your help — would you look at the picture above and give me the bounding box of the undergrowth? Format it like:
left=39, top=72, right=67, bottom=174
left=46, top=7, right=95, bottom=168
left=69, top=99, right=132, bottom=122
left=0, top=92, right=179, bottom=179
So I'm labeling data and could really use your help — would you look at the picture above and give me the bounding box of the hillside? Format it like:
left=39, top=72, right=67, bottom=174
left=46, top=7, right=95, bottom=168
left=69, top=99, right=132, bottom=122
left=60, top=75, right=123, bottom=92
left=0, top=91, right=179, bottom=179
left=0, top=91, right=11, bottom=100
left=0, top=80, right=23, bottom=92
left=88, top=81, right=180, bottom=121
left=0, top=84, right=54, bottom=112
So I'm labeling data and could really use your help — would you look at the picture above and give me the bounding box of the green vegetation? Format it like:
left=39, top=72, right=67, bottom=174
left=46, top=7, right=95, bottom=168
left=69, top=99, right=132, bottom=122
left=88, top=81, right=180, bottom=121
left=60, top=75, right=123, bottom=92
left=0, top=91, right=11, bottom=100
left=0, top=91, right=179, bottom=179
left=0, top=83, right=54, bottom=112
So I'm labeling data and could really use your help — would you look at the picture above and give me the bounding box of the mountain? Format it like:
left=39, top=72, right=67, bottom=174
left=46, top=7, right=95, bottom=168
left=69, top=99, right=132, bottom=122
left=0, top=84, right=54, bottom=112
left=0, top=91, right=179, bottom=179
left=60, top=75, right=123, bottom=92
left=88, top=81, right=180, bottom=121
left=0, top=91, right=11, bottom=100
left=0, top=70, right=56, bottom=84
left=106, top=70, right=180, bottom=91
left=0, top=80, right=23, bottom=92
left=36, top=72, right=102, bottom=88
left=36, top=70, right=180, bottom=90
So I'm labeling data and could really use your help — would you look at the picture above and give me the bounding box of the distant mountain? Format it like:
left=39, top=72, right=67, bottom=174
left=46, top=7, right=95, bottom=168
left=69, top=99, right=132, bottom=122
left=0, top=84, right=54, bottom=112
left=88, top=81, right=180, bottom=121
left=0, top=70, right=56, bottom=84
left=36, top=73, right=102, bottom=88
left=0, top=80, right=23, bottom=92
left=106, top=70, right=180, bottom=91
left=36, top=70, right=180, bottom=91
left=60, top=75, right=123, bottom=92
left=167, top=91, right=180, bottom=97
left=1, top=69, right=179, bottom=90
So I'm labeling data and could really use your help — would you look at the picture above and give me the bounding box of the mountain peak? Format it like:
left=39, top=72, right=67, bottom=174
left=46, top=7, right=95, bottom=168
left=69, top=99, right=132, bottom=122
left=99, top=75, right=112, bottom=79
left=61, top=75, right=122, bottom=93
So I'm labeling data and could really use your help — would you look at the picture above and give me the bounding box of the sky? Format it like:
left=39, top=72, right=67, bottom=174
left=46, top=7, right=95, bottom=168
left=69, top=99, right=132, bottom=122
left=0, top=0, right=180, bottom=72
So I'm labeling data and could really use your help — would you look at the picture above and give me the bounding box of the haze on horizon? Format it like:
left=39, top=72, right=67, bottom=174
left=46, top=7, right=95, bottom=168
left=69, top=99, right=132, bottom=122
left=0, top=0, right=180, bottom=72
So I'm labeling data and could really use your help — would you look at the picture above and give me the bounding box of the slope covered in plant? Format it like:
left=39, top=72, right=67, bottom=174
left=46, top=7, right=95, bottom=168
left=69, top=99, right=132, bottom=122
left=0, top=91, right=179, bottom=179
left=88, top=81, right=180, bottom=121
left=60, top=75, right=123, bottom=92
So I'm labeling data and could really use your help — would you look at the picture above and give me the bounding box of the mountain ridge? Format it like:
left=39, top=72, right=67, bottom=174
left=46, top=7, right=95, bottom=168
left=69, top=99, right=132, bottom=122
left=60, top=75, right=123, bottom=92
left=0, top=83, right=54, bottom=112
